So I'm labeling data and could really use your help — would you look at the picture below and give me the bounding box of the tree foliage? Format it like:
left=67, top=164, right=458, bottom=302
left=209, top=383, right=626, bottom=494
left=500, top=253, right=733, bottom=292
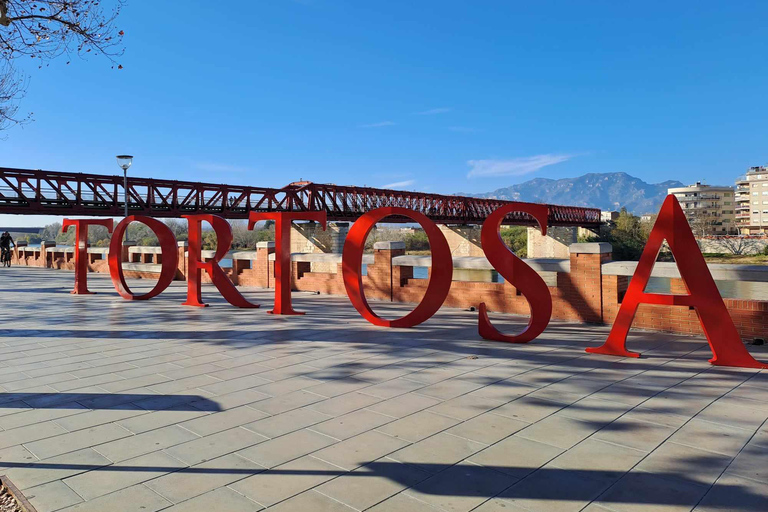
left=0, top=0, right=125, bottom=128
left=584, top=208, right=654, bottom=261
left=500, top=226, right=528, bottom=258
left=43, top=219, right=276, bottom=251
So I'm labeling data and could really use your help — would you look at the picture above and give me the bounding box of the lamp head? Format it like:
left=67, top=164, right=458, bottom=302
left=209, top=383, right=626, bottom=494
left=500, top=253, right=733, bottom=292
left=116, top=155, right=134, bottom=171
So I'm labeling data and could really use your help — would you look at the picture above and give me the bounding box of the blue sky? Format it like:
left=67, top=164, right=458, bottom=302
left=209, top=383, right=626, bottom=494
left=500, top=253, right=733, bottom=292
left=2, top=0, right=767, bottom=223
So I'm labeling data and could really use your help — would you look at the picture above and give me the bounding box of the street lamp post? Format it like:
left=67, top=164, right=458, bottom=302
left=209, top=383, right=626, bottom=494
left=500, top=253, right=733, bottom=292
left=116, top=155, right=134, bottom=218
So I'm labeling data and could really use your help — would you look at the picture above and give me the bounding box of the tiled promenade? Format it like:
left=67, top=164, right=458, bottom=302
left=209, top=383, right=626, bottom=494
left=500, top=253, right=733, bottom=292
left=1, top=267, right=767, bottom=512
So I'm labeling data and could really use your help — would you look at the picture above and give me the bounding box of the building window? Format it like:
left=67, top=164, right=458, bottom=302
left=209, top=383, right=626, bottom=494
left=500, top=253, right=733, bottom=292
left=754, top=201, right=759, bottom=205
left=754, top=192, right=759, bottom=195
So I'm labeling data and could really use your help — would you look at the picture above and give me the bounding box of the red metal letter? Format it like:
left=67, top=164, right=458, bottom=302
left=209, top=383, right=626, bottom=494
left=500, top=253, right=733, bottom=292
left=248, top=211, right=327, bottom=315
left=108, top=216, right=179, bottom=300
left=479, top=203, right=552, bottom=342
left=62, top=218, right=114, bottom=295
left=587, top=195, right=767, bottom=369
left=182, top=214, right=258, bottom=308
left=342, top=207, right=452, bottom=327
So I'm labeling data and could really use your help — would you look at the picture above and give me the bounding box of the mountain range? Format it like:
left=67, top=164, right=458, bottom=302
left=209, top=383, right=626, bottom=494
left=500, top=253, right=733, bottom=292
left=465, top=172, right=685, bottom=214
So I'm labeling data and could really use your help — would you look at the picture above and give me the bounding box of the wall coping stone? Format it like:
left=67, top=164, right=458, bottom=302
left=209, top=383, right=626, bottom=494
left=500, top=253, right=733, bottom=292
left=393, top=255, right=569, bottom=273
left=256, top=241, right=275, bottom=249
left=374, top=241, right=405, bottom=250
left=569, top=242, right=612, bottom=254
left=128, top=246, right=163, bottom=254
left=122, top=262, right=163, bottom=273
left=266, top=252, right=374, bottom=264
left=231, top=251, right=257, bottom=260
left=602, top=261, right=768, bottom=282
left=177, top=241, right=188, bottom=247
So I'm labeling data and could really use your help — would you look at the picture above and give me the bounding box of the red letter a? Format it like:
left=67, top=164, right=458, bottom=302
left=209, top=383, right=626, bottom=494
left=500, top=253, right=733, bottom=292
left=587, top=195, right=767, bottom=369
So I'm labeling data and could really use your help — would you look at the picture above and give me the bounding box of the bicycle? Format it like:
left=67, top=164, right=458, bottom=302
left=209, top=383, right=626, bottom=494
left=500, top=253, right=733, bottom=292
left=1, top=247, right=11, bottom=267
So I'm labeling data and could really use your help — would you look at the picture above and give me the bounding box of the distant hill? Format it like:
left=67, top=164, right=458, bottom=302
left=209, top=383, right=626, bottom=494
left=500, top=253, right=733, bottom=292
left=465, top=172, right=685, bottom=214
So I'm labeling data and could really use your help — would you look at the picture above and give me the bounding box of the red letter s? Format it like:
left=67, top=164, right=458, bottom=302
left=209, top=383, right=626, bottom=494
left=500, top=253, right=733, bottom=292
left=479, top=204, right=552, bottom=343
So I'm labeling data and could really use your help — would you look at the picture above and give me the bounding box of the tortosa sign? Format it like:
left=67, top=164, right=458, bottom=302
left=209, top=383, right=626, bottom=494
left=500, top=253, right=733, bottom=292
left=61, top=195, right=767, bottom=370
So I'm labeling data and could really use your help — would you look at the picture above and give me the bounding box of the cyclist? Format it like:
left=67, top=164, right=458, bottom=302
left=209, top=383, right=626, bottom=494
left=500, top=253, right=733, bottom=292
left=0, top=231, right=14, bottom=267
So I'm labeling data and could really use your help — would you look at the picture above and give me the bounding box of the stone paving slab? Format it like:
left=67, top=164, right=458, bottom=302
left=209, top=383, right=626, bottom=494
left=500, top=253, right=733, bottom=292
left=0, top=267, right=767, bottom=511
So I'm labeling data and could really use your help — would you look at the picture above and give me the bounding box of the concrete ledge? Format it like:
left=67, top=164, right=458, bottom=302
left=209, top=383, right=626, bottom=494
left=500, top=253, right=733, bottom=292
left=267, top=252, right=374, bottom=264
left=256, top=242, right=275, bottom=249
left=128, top=246, right=163, bottom=254
left=392, top=255, right=570, bottom=273
left=602, top=261, right=768, bottom=282
left=231, top=251, right=257, bottom=260
left=374, top=241, right=405, bottom=250
left=121, top=262, right=163, bottom=273
left=569, top=242, right=612, bottom=254
left=87, top=247, right=110, bottom=255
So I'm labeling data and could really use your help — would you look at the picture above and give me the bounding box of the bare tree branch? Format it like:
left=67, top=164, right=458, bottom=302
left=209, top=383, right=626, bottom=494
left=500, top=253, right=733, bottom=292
left=0, top=61, right=30, bottom=132
left=0, top=0, right=125, bottom=129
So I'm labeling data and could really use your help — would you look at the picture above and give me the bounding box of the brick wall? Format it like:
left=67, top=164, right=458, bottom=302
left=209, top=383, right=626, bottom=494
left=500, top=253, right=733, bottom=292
left=11, top=239, right=768, bottom=341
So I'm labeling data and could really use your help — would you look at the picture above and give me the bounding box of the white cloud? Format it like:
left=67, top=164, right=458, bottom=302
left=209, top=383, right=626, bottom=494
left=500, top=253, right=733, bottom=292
left=466, top=154, right=572, bottom=178
left=359, top=121, right=396, bottom=128
left=382, top=179, right=415, bottom=189
left=415, top=107, right=452, bottom=115
left=193, top=161, right=250, bottom=173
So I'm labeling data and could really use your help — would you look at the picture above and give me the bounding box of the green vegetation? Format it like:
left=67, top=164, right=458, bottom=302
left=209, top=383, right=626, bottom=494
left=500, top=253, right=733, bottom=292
left=404, top=230, right=429, bottom=251
left=581, top=208, right=663, bottom=261
left=500, top=226, right=528, bottom=258
left=15, top=220, right=275, bottom=251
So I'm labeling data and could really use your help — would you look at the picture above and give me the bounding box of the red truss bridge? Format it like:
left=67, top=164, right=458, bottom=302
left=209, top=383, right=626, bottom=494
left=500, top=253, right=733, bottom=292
left=0, top=167, right=601, bottom=227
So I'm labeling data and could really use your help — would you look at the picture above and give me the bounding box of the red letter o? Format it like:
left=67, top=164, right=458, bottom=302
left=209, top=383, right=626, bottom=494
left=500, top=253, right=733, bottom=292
left=342, top=207, right=452, bottom=327
left=108, top=216, right=179, bottom=300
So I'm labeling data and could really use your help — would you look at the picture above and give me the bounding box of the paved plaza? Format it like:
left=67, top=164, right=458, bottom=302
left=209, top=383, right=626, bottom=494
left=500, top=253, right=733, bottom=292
left=0, top=267, right=767, bottom=511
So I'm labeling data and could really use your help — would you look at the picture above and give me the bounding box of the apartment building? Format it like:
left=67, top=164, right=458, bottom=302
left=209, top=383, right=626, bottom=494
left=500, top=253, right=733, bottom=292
left=667, top=182, right=737, bottom=235
left=735, top=165, right=768, bottom=234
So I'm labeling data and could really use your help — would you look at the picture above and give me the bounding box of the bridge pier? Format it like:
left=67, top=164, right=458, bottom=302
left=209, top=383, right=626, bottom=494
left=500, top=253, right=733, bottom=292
left=527, top=227, right=577, bottom=258
left=290, top=221, right=349, bottom=272
left=526, top=226, right=600, bottom=258
left=438, top=225, right=484, bottom=257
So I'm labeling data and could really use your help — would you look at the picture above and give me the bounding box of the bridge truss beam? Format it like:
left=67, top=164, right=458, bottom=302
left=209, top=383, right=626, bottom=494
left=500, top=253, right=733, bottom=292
left=0, top=167, right=601, bottom=227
